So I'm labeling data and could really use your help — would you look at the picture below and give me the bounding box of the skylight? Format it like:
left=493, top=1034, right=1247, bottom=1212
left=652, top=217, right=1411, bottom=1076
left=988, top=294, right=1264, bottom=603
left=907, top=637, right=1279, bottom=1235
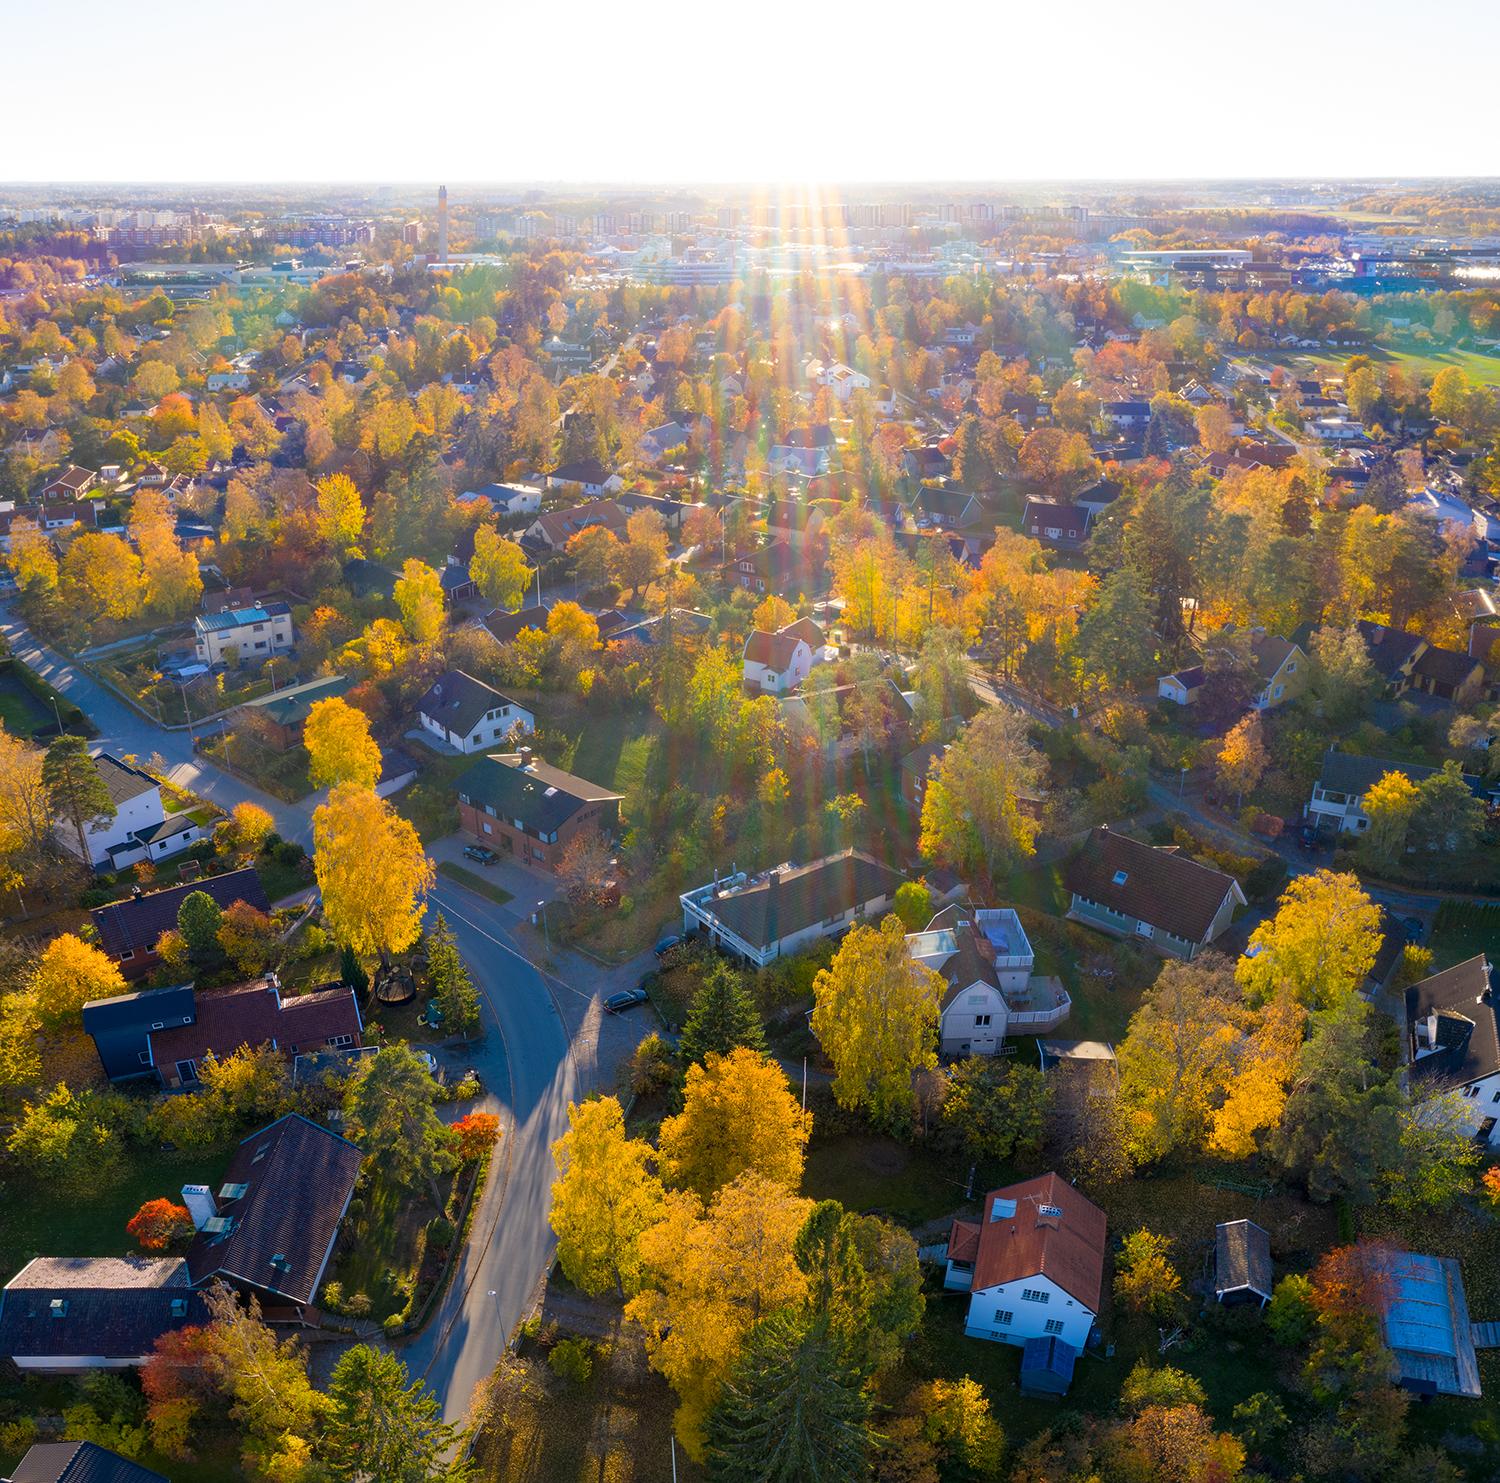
left=1112, top=870, right=1128, bottom=885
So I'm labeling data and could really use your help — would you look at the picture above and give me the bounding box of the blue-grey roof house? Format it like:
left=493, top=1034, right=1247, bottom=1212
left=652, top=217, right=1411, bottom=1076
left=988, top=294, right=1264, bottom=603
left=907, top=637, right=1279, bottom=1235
left=81, top=984, right=195, bottom=1082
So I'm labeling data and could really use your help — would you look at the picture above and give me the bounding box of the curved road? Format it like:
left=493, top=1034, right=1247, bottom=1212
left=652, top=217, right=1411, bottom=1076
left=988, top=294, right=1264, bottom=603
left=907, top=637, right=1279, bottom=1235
left=0, top=605, right=312, bottom=845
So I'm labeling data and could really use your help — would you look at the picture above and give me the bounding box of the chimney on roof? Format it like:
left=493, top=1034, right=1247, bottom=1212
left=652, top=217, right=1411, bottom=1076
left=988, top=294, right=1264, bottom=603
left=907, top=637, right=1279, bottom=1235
left=181, top=1184, right=218, bottom=1231
left=518, top=746, right=534, bottom=768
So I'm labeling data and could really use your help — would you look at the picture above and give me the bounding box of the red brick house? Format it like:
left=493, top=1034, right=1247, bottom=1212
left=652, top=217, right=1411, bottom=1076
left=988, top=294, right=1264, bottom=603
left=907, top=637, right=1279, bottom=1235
left=456, top=747, right=622, bottom=872
left=90, top=869, right=271, bottom=980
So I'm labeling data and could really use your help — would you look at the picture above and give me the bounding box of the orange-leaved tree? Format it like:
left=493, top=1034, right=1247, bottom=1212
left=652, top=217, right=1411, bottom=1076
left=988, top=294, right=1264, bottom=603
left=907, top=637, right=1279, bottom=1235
left=127, top=1198, right=195, bottom=1251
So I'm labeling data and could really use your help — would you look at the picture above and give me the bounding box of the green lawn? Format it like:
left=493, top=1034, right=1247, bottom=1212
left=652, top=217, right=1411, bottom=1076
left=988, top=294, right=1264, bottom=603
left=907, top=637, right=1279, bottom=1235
left=0, top=673, right=52, bottom=737
left=1278, top=345, right=1500, bottom=386
left=0, top=1146, right=235, bottom=1284
left=801, top=1123, right=985, bottom=1227
left=391, top=752, right=471, bottom=843
left=436, top=861, right=514, bottom=907
left=1426, top=902, right=1500, bottom=974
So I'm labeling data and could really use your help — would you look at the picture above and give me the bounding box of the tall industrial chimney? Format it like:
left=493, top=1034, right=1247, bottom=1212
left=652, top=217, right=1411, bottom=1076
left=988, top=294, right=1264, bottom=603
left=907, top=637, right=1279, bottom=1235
left=437, top=185, right=449, bottom=263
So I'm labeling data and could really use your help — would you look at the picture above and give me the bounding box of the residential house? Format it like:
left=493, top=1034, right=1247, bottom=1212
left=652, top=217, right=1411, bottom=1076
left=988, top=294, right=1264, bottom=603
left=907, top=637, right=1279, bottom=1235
left=522, top=498, right=629, bottom=552
left=544, top=460, right=623, bottom=499
left=742, top=627, right=813, bottom=694
left=1214, top=1220, right=1273, bottom=1307
left=193, top=603, right=294, bottom=667
left=1405, top=955, right=1500, bottom=1147
left=616, top=489, right=688, bottom=530
left=1306, top=750, right=1489, bottom=836
left=902, top=444, right=951, bottom=482
left=206, top=370, right=252, bottom=392
left=909, top=905, right=1070, bottom=1052
left=768, top=427, right=833, bottom=478
left=900, top=739, right=945, bottom=811
left=54, top=753, right=202, bottom=872
left=1368, top=1248, right=1483, bottom=1399
left=440, top=530, right=478, bottom=605
left=943, top=1173, right=1106, bottom=1356
left=40, top=464, right=98, bottom=501
left=1248, top=632, right=1308, bottom=710
left=183, top=1113, right=362, bottom=1320
left=1356, top=620, right=1484, bottom=705
left=418, top=670, right=535, bottom=754
left=1064, top=825, right=1246, bottom=959
left=0, top=1258, right=208, bottom=1374
left=89, top=868, right=272, bottom=979
left=944, top=323, right=980, bottom=347
left=1023, top=500, right=1092, bottom=548
left=458, top=481, right=543, bottom=517
left=456, top=746, right=622, bottom=872
left=82, top=983, right=196, bottom=1081
left=679, top=850, right=906, bottom=968
left=482, top=603, right=551, bottom=644
left=818, top=362, right=871, bottom=403
left=638, top=421, right=694, bottom=461
left=238, top=674, right=350, bottom=750
left=4, top=1440, right=168, bottom=1481
left=780, top=679, right=915, bottom=761
left=1157, top=665, right=1206, bottom=706
left=718, top=539, right=823, bottom=596
left=912, top=487, right=981, bottom=530
left=1103, top=399, right=1151, bottom=428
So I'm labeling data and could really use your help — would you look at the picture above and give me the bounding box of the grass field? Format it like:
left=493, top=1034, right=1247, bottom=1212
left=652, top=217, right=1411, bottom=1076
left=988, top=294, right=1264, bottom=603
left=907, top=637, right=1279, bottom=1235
left=0, top=1145, right=234, bottom=1286
left=802, top=1126, right=985, bottom=1227
left=1281, top=345, right=1500, bottom=385
left=0, top=670, right=53, bottom=736
left=1425, top=901, right=1500, bottom=973
left=437, top=861, right=514, bottom=906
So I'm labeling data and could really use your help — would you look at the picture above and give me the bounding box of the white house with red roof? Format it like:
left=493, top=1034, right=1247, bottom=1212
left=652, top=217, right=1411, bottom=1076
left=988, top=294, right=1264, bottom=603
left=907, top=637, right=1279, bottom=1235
left=742, top=627, right=813, bottom=694
left=944, top=1173, right=1106, bottom=1349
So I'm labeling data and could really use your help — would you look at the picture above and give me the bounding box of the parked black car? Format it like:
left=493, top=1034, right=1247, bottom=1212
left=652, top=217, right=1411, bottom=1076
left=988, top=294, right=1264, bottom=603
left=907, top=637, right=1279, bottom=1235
left=463, top=845, right=498, bottom=866
left=606, top=987, right=650, bottom=1014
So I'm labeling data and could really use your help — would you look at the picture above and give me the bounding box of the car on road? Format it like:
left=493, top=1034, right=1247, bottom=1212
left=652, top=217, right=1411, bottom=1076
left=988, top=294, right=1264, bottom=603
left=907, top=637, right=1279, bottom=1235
left=463, top=844, right=499, bottom=865
left=1401, top=916, right=1425, bottom=944
left=606, top=987, right=650, bottom=1014
left=653, top=934, right=682, bottom=956
left=1297, top=825, right=1321, bottom=855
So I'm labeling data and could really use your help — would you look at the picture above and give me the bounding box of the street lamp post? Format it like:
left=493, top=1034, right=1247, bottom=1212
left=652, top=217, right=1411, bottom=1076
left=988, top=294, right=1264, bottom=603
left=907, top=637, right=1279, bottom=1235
left=537, top=900, right=551, bottom=956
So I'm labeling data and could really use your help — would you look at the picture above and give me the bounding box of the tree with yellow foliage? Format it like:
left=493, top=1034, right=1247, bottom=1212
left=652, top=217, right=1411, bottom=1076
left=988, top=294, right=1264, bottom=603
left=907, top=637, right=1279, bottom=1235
left=0, top=726, right=52, bottom=893
left=393, top=558, right=444, bottom=645
left=312, top=784, right=433, bottom=960
left=225, top=801, right=275, bottom=855
left=60, top=532, right=143, bottom=624
left=8, top=518, right=57, bottom=593
left=469, top=525, right=532, bottom=612
left=315, top=473, right=365, bottom=553
left=1214, top=712, right=1268, bottom=807
left=129, top=490, right=202, bottom=616
left=30, top=933, right=127, bottom=1025
left=1358, top=769, right=1418, bottom=875
left=658, top=1047, right=812, bottom=1199
left=751, top=594, right=797, bottom=633
left=304, top=696, right=382, bottom=791
left=1208, top=993, right=1309, bottom=1158
left=1236, top=870, right=1382, bottom=1009
left=549, top=1096, right=663, bottom=1297
left=812, top=916, right=944, bottom=1124
left=626, top=1172, right=812, bottom=1457
left=1116, top=957, right=1240, bottom=1164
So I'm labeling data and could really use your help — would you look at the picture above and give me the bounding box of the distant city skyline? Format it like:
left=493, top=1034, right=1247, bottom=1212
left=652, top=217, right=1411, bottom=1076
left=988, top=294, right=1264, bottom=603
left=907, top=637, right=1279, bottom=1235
left=4, top=0, right=1497, bottom=184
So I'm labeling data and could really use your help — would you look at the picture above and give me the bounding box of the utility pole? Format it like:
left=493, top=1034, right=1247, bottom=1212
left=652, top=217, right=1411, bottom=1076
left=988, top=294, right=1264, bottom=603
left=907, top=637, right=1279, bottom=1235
left=537, top=899, right=550, bottom=956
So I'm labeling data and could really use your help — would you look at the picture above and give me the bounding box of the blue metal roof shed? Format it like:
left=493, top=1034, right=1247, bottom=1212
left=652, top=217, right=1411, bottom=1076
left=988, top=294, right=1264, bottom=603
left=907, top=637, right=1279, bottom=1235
left=1019, top=1336, right=1079, bottom=1396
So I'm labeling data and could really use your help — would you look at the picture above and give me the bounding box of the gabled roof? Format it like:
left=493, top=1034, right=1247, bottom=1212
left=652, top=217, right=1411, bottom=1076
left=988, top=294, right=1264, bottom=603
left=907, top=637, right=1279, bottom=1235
left=90, top=753, right=159, bottom=810
left=1406, top=955, right=1499, bottom=1088
left=91, top=869, right=271, bottom=960
left=8, top=1441, right=168, bottom=1483
left=1413, top=644, right=1482, bottom=690
left=195, top=602, right=290, bottom=634
left=550, top=458, right=614, bottom=485
left=1249, top=632, right=1299, bottom=681
left=456, top=752, right=622, bottom=834
left=418, top=670, right=524, bottom=738
left=970, top=1173, right=1107, bottom=1311
left=149, top=979, right=361, bottom=1071
left=1215, top=1219, right=1273, bottom=1299
left=743, top=630, right=805, bottom=670
left=694, top=850, right=905, bottom=951
left=187, top=1113, right=363, bottom=1305
left=482, top=604, right=551, bottom=644
left=241, top=673, right=350, bottom=728
left=1355, top=620, right=1426, bottom=679
left=1317, top=749, right=1485, bottom=801
left=778, top=616, right=826, bottom=649
left=1064, top=826, right=1244, bottom=944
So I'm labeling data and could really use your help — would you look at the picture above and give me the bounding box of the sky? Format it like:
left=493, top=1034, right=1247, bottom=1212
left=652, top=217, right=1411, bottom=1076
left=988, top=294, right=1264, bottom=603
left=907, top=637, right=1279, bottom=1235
left=2, top=0, right=1497, bottom=184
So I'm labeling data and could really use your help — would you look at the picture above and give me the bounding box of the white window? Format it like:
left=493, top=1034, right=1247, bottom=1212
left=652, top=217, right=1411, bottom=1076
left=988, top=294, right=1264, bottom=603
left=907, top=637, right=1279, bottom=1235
left=1022, top=1288, right=1050, bottom=1304
left=481, top=821, right=492, bottom=835
left=1045, top=1318, right=1065, bottom=1335
left=327, top=1034, right=354, bottom=1049
left=1135, top=922, right=1154, bottom=939
left=975, top=1014, right=992, bottom=1027
left=993, top=1308, right=1013, bottom=1326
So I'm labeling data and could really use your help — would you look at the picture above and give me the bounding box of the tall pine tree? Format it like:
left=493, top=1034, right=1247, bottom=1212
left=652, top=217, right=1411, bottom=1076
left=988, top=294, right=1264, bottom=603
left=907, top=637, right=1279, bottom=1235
left=678, top=960, right=766, bottom=1067
left=426, top=913, right=481, bottom=1038
left=704, top=1311, right=872, bottom=1483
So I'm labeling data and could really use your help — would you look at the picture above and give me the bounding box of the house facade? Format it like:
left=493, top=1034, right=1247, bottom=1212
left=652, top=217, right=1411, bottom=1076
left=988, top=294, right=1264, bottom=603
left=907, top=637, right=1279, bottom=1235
left=1307, top=750, right=1488, bottom=836
left=1064, top=825, right=1245, bottom=959
left=742, top=628, right=812, bottom=694
left=193, top=603, right=294, bottom=667
left=1248, top=633, right=1308, bottom=711
left=943, top=1174, right=1106, bottom=1352
left=456, top=747, right=622, bottom=872
left=55, top=754, right=202, bottom=872
left=1405, top=954, right=1500, bottom=1147
left=417, top=670, right=535, bottom=754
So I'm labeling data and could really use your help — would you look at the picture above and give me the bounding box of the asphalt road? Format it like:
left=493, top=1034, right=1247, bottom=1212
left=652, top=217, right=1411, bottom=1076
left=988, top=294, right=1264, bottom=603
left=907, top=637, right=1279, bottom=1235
left=0, top=604, right=312, bottom=845
left=398, top=880, right=578, bottom=1425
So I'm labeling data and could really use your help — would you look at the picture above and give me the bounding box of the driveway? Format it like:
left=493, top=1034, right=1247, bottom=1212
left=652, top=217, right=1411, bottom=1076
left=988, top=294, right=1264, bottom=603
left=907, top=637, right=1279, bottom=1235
left=0, top=603, right=311, bottom=844
left=397, top=852, right=656, bottom=1424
